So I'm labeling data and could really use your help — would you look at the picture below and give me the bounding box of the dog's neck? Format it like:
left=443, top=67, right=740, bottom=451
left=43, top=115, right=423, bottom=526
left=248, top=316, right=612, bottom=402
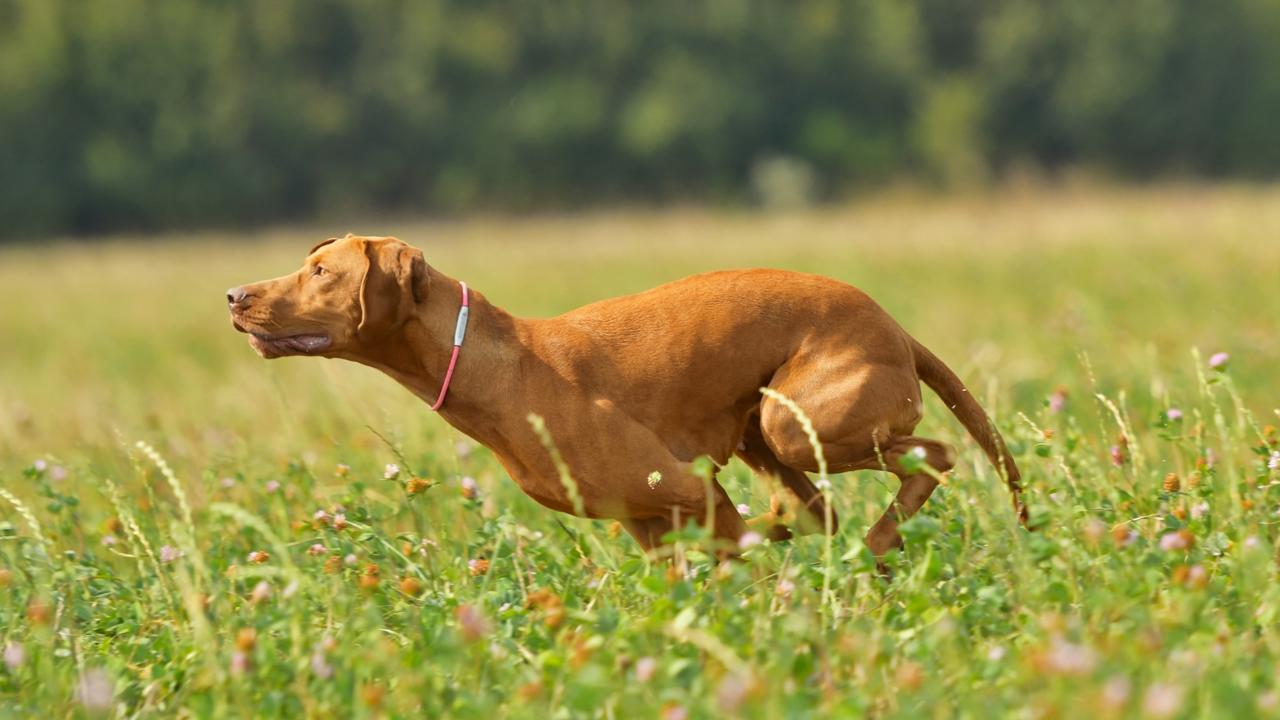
left=349, top=266, right=528, bottom=448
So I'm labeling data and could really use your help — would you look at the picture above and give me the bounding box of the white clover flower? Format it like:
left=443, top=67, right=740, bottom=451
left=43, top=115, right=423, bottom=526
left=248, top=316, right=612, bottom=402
left=3, top=642, right=24, bottom=672
left=1101, top=676, right=1131, bottom=710
left=716, top=673, right=751, bottom=713
left=310, top=650, right=334, bottom=679
left=250, top=581, right=271, bottom=604
left=75, top=669, right=114, bottom=712
left=1044, top=639, right=1097, bottom=675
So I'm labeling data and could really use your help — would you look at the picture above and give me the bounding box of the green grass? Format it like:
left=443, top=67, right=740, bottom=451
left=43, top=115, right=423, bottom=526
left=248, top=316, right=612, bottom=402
left=1, top=186, right=1279, bottom=718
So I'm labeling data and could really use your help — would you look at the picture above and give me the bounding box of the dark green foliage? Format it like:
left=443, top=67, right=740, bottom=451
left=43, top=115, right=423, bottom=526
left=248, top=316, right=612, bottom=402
left=2, top=0, right=1279, bottom=238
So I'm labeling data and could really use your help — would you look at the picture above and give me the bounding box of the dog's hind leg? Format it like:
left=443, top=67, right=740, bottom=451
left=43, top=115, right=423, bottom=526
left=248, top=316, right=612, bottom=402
left=756, top=364, right=954, bottom=562
left=736, top=418, right=838, bottom=540
left=848, top=436, right=955, bottom=559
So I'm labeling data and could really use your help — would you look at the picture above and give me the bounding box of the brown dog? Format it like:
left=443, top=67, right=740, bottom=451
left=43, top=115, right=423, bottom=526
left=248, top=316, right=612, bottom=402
left=227, top=235, right=1026, bottom=560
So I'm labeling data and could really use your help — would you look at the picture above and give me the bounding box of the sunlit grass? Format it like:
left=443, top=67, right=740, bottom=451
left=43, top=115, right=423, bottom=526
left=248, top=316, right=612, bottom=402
left=1, top=185, right=1279, bottom=717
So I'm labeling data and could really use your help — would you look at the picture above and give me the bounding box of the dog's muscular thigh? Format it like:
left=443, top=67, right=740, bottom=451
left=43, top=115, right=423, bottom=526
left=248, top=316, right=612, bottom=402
left=759, top=360, right=924, bottom=472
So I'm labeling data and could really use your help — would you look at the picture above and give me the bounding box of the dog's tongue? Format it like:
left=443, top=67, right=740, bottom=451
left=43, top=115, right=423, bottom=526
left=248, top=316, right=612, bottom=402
left=287, top=335, right=330, bottom=352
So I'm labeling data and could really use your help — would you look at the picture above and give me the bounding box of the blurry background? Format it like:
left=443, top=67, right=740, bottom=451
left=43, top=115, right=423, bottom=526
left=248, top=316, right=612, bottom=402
left=2, top=0, right=1280, bottom=239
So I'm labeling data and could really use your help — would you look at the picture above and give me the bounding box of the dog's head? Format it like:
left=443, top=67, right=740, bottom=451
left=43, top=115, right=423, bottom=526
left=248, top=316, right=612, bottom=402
left=227, top=234, right=429, bottom=359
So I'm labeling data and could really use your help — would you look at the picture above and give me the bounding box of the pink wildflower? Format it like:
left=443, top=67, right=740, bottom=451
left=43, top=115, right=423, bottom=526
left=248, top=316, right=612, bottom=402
left=1049, top=388, right=1067, bottom=413
left=634, top=656, right=658, bottom=683
left=1160, top=531, right=1193, bottom=552
left=1142, top=682, right=1184, bottom=719
left=456, top=604, right=491, bottom=641
left=1110, top=445, right=1127, bottom=467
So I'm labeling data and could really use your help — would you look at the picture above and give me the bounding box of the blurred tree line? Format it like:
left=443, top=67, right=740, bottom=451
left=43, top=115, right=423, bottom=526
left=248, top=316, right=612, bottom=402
left=2, top=0, right=1279, bottom=238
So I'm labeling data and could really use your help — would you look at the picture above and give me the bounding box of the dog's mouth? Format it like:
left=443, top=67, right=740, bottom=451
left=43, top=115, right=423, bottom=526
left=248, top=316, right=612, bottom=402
left=232, top=319, right=331, bottom=358
left=247, top=332, right=331, bottom=357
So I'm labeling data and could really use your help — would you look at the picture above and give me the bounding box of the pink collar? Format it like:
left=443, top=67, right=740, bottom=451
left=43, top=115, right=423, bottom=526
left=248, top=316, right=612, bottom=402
left=429, top=281, right=469, bottom=411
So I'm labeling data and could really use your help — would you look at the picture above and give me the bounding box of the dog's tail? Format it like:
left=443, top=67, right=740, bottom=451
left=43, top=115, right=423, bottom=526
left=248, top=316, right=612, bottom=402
left=910, top=337, right=1028, bottom=526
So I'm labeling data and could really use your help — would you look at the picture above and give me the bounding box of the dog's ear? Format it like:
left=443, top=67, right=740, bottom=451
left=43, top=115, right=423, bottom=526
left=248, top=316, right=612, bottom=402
left=399, top=244, right=431, bottom=305
left=357, top=237, right=428, bottom=334
left=356, top=239, right=376, bottom=333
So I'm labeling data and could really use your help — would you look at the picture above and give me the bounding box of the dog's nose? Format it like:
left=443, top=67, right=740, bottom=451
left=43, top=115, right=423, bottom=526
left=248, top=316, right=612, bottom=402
left=226, top=287, right=248, bottom=306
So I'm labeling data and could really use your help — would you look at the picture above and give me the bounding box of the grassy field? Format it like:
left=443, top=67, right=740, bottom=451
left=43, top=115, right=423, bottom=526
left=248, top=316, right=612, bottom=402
left=1, top=186, right=1279, bottom=718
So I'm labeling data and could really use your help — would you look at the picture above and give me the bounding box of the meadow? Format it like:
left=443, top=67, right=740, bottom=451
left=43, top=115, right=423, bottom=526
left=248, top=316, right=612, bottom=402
left=1, top=186, right=1279, bottom=718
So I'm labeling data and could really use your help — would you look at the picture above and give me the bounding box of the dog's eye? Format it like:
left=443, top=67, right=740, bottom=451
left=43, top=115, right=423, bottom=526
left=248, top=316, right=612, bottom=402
left=312, top=265, right=327, bottom=277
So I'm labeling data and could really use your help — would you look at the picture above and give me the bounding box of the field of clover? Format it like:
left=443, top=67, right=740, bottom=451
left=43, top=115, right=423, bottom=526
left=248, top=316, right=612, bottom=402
left=1, top=187, right=1278, bottom=717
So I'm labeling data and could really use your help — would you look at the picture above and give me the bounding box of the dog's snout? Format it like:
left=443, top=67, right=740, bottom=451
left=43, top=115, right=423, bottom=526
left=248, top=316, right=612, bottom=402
left=226, top=287, right=249, bottom=306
